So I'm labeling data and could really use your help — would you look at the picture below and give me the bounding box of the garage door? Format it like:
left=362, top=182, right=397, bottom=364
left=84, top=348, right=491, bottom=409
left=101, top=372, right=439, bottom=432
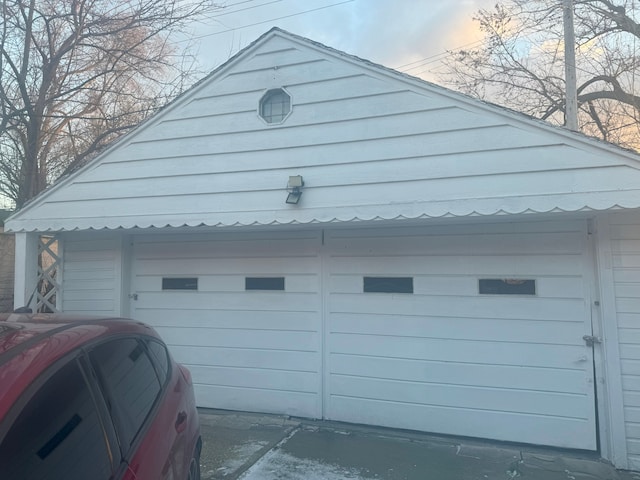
left=130, top=231, right=323, bottom=419
left=323, top=221, right=597, bottom=450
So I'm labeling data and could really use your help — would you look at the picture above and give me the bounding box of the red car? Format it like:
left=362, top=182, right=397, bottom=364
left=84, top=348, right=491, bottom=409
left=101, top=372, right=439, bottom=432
left=0, top=314, right=201, bottom=480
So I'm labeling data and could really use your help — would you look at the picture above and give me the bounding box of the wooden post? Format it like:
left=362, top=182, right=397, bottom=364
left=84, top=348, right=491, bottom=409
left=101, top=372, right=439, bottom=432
left=13, top=232, right=39, bottom=310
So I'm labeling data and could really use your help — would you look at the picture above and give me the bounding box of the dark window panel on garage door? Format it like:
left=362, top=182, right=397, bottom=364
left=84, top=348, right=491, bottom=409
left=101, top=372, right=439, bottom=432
left=162, top=278, right=198, bottom=290
left=245, top=277, right=285, bottom=291
left=479, top=279, right=536, bottom=295
left=363, top=277, right=414, bottom=294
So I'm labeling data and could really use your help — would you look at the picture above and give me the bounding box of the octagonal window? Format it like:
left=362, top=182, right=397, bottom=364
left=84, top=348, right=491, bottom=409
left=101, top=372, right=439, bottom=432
left=259, top=88, right=291, bottom=124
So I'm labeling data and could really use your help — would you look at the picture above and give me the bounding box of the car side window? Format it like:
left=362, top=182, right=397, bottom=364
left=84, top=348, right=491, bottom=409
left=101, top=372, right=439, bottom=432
left=90, top=338, right=161, bottom=451
left=0, top=358, right=112, bottom=480
left=147, top=339, right=170, bottom=384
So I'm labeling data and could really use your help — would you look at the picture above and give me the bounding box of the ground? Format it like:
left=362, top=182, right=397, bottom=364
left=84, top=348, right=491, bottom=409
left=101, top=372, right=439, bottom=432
left=198, top=409, right=640, bottom=480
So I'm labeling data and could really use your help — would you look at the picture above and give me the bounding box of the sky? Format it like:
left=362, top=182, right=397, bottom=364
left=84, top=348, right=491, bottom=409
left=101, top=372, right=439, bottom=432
left=181, top=0, right=496, bottom=82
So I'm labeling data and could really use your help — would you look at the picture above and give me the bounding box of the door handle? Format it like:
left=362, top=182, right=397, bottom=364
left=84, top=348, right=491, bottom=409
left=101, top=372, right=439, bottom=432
left=175, top=411, right=188, bottom=433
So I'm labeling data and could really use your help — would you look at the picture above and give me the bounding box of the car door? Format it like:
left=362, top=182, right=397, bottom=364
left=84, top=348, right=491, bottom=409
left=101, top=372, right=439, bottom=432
left=0, top=355, right=118, bottom=480
left=88, top=336, right=180, bottom=479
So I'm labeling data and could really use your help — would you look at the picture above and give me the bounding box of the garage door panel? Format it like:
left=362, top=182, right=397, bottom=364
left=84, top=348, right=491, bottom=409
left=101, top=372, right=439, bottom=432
left=622, top=359, right=640, bottom=376
left=135, top=308, right=318, bottom=331
left=328, top=397, right=595, bottom=450
left=325, top=223, right=596, bottom=450
left=330, top=354, right=588, bottom=394
left=329, top=294, right=586, bottom=322
left=330, top=333, right=586, bottom=369
left=330, top=275, right=584, bottom=298
left=136, top=257, right=319, bottom=275
left=170, top=346, right=318, bottom=372
left=329, top=375, right=590, bottom=419
left=136, top=291, right=319, bottom=312
left=154, top=326, right=318, bottom=351
left=135, top=238, right=320, bottom=258
left=327, top=221, right=587, bottom=239
left=329, top=313, right=585, bottom=345
left=135, top=274, right=319, bottom=293
left=195, top=385, right=318, bottom=419
left=132, top=234, right=322, bottom=419
left=329, top=255, right=585, bottom=276
left=327, top=231, right=584, bottom=256
left=189, top=365, right=318, bottom=393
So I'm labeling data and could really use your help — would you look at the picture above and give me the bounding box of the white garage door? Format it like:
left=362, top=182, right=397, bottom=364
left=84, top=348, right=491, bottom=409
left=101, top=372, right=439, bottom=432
left=129, top=220, right=597, bottom=450
left=323, top=220, right=597, bottom=450
left=130, top=231, right=323, bottom=419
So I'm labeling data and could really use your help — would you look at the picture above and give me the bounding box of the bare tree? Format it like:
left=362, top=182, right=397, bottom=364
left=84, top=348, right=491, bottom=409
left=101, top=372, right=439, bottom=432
left=0, top=0, right=219, bottom=208
left=442, top=0, right=640, bottom=150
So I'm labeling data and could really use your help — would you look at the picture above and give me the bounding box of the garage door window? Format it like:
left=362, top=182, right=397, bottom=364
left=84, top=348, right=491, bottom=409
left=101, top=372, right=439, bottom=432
left=363, top=277, right=414, bottom=294
left=246, top=277, right=285, bottom=291
left=162, top=277, right=198, bottom=290
left=479, top=279, right=536, bottom=295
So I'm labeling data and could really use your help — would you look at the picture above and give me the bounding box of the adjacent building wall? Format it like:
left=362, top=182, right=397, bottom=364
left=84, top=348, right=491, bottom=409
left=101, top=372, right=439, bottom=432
left=0, top=229, right=15, bottom=311
left=609, top=212, right=640, bottom=470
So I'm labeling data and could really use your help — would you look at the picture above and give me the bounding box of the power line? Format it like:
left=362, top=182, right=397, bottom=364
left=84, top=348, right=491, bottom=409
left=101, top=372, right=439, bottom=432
left=394, top=37, right=487, bottom=72
left=210, top=0, right=284, bottom=18
left=221, top=0, right=265, bottom=7
left=180, top=0, right=355, bottom=41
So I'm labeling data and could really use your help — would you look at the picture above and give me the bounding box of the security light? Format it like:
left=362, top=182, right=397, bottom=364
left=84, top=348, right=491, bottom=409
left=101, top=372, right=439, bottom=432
left=286, top=175, right=304, bottom=204
left=287, top=175, right=304, bottom=188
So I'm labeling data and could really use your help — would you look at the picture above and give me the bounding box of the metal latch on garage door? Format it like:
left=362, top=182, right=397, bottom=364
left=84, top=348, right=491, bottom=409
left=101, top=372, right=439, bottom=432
left=583, top=335, right=602, bottom=347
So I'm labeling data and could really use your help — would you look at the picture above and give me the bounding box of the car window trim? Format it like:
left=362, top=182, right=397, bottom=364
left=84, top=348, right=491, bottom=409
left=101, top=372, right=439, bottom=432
left=77, top=354, right=123, bottom=475
left=144, top=338, right=173, bottom=388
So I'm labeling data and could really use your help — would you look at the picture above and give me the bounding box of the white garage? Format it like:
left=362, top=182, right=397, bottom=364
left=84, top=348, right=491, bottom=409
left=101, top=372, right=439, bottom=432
left=8, top=28, right=640, bottom=469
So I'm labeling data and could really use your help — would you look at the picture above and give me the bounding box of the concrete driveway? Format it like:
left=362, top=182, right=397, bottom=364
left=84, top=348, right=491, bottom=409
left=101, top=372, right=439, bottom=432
left=198, top=409, right=640, bottom=480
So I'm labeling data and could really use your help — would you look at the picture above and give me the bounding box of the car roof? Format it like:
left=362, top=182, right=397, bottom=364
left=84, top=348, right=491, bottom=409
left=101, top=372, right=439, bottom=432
left=0, top=314, right=159, bottom=421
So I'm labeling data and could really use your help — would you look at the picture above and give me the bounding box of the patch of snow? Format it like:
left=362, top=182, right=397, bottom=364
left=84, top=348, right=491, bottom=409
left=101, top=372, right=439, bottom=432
left=239, top=449, right=376, bottom=480
left=215, top=440, right=271, bottom=476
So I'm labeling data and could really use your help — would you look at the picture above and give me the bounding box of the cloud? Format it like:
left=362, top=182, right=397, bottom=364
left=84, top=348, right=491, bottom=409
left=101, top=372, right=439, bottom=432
left=191, top=0, right=494, bottom=78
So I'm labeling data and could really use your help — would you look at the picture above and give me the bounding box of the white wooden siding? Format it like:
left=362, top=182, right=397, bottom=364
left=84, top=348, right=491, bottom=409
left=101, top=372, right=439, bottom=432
left=609, top=212, right=640, bottom=469
left=61, top=233, right=122, bottom=315
left=9, top=30, right=640, bottom=232
left=324, top=220, right=597, bottom=450
left=130, top=231, right=323, bottom=419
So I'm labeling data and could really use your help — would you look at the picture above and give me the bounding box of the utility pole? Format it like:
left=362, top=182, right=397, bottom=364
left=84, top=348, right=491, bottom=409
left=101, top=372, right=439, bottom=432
left=563, top=0, right=579, bottom=131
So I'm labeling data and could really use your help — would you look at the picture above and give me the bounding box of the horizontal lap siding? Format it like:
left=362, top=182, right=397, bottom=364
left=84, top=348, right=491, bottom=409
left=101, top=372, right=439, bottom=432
left=19, top=34, right=640, bottom=232
left=131, top=231, right=322, bottom=418
left=62, top=234, right=121, bottom=315
left=610, top=212, right=640, bottom=469
left=325, top=221, right=596, bottom=449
